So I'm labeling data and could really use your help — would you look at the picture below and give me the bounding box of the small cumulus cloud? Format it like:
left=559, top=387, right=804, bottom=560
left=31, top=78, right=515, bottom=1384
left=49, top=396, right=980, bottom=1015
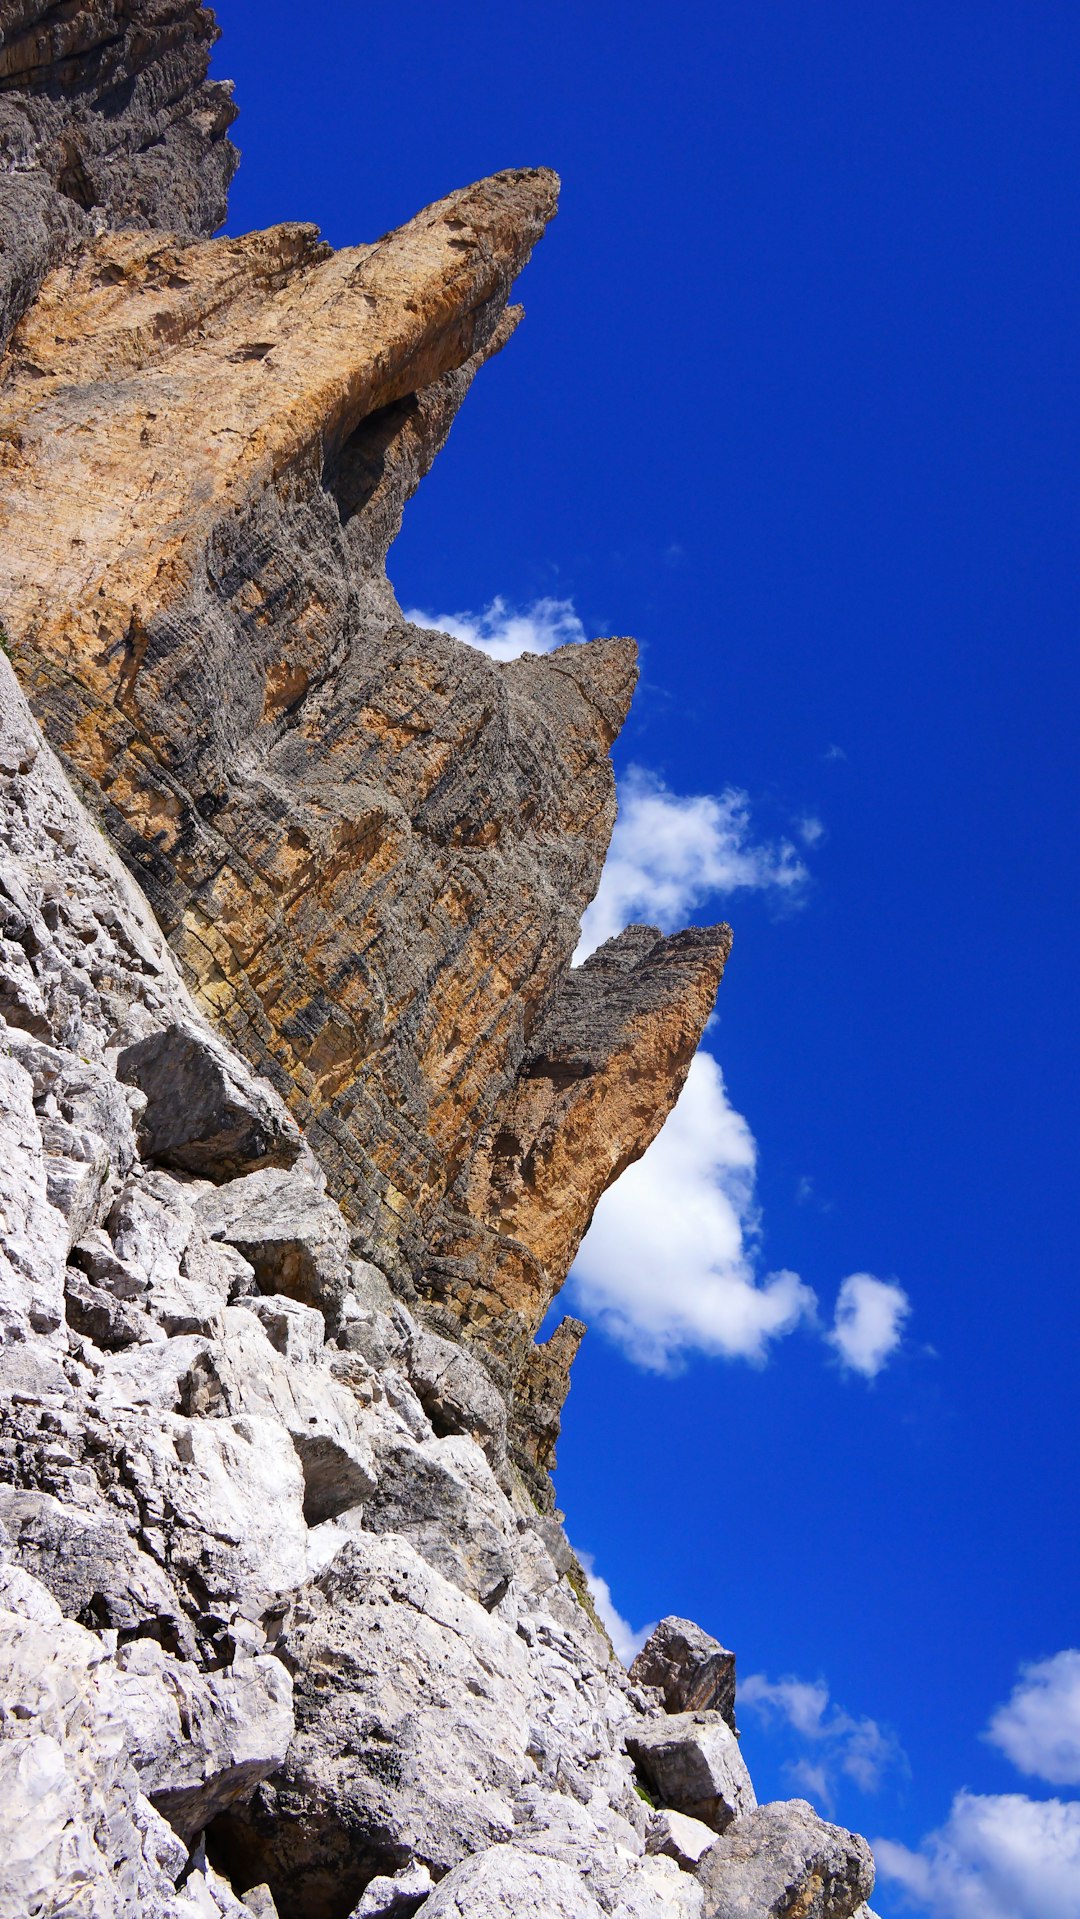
left=741, top=1671, right=905, bottom=1809
left=986, top=1651, right=1080, bottom=1787
left=569, top=1050, right=817, bottom=1372
left=577, top=766, right=808, bottom=959
left=824, top=743, right=847, bottom=763
left=403, top=593, right=585, bottom=662
left=796, top=815, right=826, bottom=846
left=828, top=1272, right=911, bottom=1378
left=576, top=1550, right=655, bottom=1665
left=876, top=1791, right=1080, bottom=1919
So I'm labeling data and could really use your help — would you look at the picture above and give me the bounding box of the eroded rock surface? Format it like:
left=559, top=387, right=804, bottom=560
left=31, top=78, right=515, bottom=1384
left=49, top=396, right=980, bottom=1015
left=0, top=125, right=728, bottom=1449
left=0, top=0, right=238, bottom=349
left=0, top=9, right=878, bottom=1917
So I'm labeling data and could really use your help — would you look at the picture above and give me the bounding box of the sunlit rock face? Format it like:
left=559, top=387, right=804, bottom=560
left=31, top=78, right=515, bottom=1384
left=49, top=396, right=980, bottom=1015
left=0, top=0, right=238, bottom=351
left=0, top=10, right=880, bottom=1918
left=0, top=138, right=728, bottom=1451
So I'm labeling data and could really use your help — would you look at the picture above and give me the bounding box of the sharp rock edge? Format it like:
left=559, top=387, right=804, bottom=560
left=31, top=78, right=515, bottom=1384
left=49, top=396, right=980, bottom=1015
left=0, top=6, right=875, bottom=1917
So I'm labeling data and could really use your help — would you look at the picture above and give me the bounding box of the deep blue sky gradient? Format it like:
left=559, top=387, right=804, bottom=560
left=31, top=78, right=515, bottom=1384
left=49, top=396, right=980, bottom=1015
left=213, top=2, right=1080, bottom=1894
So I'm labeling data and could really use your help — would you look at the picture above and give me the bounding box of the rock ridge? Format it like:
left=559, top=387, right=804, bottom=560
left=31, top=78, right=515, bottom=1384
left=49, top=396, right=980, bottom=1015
left=0, top=8, right=878, bottom=1917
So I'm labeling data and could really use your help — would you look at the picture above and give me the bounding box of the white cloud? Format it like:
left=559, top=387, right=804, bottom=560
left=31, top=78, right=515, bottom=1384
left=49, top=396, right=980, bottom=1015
left=796, top=814, right=826, bottom=846
left=577, top=766, right=807, bottom=959
left=741, top=1672, right=903, bottom=1807
left=828, top=1272, right=910, bottom=1378
left=876, top=1791, right=1080, bottom=1919
left=986, top=1652, right=1080, bottom=1787
left=403, top=593, right=585, bottom=662
left=569, top=1050, right=817, bottom=1372
left=576, top=1550, right=655, bottom=1666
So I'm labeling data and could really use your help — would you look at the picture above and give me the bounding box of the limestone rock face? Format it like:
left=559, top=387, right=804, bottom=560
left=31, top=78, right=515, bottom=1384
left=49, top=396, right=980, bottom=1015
left=0, top=146, right=728, bottom=1452
left=0, top=0, right=238, bottom=349
left=0, top=11, right=879, bottom=1918
left=695, top=1801, right=876, bottom=1919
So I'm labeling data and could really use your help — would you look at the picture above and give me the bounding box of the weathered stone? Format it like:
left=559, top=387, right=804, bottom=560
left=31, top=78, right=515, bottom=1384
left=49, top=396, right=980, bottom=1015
left=612, top=1853, right=707, bottom=1918
left=347, top=1862, right=435, bottom=1917
left=246, top=1294, right=326, bottom=1364
left=405, top=1324, right=507, bottom=1470
left=361, top=1431, right=516, bottom=1606
left=0, top=154, right=727, bottom=1434
left=648, top=1807, right=721, bottom=1869
left=625, top=1712, right=756, bottom=1832
left=418, top=1844, right=604, bottom=1919
left=0, top=0, right=238, bottom=349
left=241, top=1888, right=281, bottom=1919
left=212, top=1533, right=531, bottom=1916
left=0, top=1485, right=186, bottom=1637
left=192, top=1166, right=353, bottom=1323
left=0, top=1566, right=216, bottom=1918
left=695, top=1800, right=875, bottom=1919
left=99, top=1636, right=293, bottom=1842
left=630, top=1616, right=738, bottom=1730
left=118, top=1023, right=306, bottom=1181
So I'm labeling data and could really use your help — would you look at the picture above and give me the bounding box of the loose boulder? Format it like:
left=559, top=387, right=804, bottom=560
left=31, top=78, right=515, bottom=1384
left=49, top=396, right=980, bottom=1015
left=117, top=1024, right=304, bottom=1182
left=625, top=1712, right=756, bottom=1832
left=695, top=1800, right=875, bottom=1919
left=630, top=1616, right=738, bottom=1730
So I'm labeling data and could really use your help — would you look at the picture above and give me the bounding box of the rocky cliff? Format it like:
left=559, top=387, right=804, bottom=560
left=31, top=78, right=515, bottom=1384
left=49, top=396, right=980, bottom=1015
left=0, top=5, right=878, bottom=1916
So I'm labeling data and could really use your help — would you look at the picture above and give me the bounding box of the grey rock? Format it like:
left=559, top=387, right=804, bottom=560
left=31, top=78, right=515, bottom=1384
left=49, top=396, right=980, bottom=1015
left=0, top=1485, right=185, bottom=1637
left=611, top=1854, right=707, bottom=1917
left=347, top=1862, right=435, bottom=1917
left=213, top=1533, right=532, bottom=1912
left=0, top=1567, right=206, bottom=1918
left=695, top=1800, right=875, bottom=1919
left=648, top=1807, right=721, bottom=1869
left=99, top=1636, right=293, bottom=1842
left=192, top=1165, right=353, bottom=1322
left=361, top=1432, right=516, bottom=1606
left=419, top=1844, right=604, bottom=1919
left=118, top=1023, right=305, bottom=1182
left=406, top=1325, right=508, bottom=1471
left=247, top=1294, right=326, bottom=1364
left=64, top=1265, right=159, bottom=1349
left=625, top=1712, right=756, bottom=1833
left=241, top=1889, right=281, bottom=1919
left=0, top=0, right=238, bottom=350
left=630, top=1616, right=738, bottom=1730
left=292, top=1429, right=377, bottom=1526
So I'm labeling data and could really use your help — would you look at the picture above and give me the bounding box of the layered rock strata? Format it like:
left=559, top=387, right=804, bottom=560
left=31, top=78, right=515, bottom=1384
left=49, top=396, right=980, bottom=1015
left=0, top=0, right=238, bottom=350
left=0, top=649, right=876, bottom=1919
left=0, top=7, right=879, bottom=1916
left=0, top=150, right=729, bottom=1462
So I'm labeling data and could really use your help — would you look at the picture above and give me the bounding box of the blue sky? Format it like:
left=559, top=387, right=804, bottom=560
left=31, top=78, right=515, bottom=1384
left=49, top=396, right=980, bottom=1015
left=214, top=5, right=1080, bottom=1911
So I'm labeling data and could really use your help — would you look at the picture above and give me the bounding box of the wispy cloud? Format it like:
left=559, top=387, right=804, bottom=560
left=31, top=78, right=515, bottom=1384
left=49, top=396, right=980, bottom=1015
left=876, top=1792, right=1080, bottom=1919
left=577, top=766, right=807, bottom=959
left=986, top=1652, right=1080, bottom=1787
left=740, top=1671, right=905, bottom=1809
left=569, top=1050, right=817, bottom=1372
left=576, top=1550, right=655, bottom=1665
left=404, top=593, right=585, bottom=661
left=828, top=1273, right=911, bottom=1378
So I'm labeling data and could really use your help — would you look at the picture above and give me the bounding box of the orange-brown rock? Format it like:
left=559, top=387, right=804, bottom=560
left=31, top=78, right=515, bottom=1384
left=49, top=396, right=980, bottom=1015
left=0, top=159, right=729, bottom=1471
